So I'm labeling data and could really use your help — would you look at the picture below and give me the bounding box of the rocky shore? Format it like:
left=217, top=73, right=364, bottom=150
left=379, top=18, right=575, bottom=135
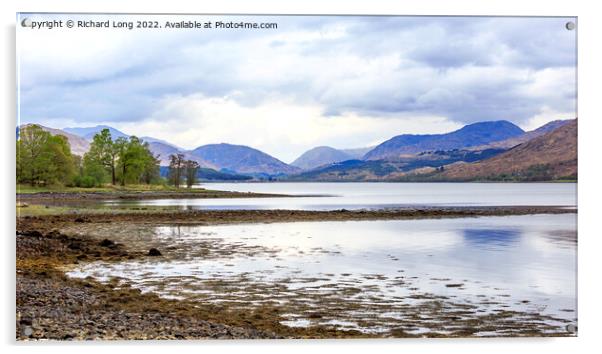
left=16, top=204, right=577, bottom=340
left=17, top=205, right=575, bottom=231
left=15, top=226, right=367, bottom=340
left=16, top=188, right=293, bottom=202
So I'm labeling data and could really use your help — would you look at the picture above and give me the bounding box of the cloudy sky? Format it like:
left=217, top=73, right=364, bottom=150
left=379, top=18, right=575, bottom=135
left=17, top=14, right=576, bottom=162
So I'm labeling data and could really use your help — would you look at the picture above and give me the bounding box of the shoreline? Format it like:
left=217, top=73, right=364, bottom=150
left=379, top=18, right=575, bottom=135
left=17, top=206, right=576, bottom=231
left=16, top=206, right=577, bottom=340
left=16, top=189, right=297, bottom=201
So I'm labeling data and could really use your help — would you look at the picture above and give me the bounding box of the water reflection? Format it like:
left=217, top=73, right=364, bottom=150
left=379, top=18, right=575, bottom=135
left=67, top=214, right=577, bottom=334
left=104, top=182, right=577, bottom=210
left=462, top=229, right=521, bottom=249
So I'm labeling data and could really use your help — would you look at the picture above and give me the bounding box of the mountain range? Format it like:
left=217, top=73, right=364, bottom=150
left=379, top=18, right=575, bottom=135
left=438, top=119, right=577, bottom=181
left=290, top=145, right=376, bottom=170
left=17, top=118, right=576, bottom=181
left=18, top=124, right=90, bottom=156
left=363, top=120, right=525, bottom=160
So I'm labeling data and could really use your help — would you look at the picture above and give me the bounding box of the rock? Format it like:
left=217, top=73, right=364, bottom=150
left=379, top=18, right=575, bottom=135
left=19, top=316, right=33, bottom=326
left=24, top=230, right=43, bottom=238
left=74, top=217, right=86, bottom=223
left=99, top=239, right=115, bottom=247
left=68, top=242, right=82, bottom=250
left=45, top=230, right=61, bottom=238
left=22, top=326, right=33, bottom=337
left=148, top=248, right=162, bottom=257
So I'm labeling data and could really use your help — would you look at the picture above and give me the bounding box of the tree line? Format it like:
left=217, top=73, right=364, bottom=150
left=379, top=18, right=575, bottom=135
left=17, top=124, right=201, bottom=188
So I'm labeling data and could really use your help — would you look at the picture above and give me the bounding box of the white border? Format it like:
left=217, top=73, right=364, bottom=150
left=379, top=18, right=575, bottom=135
left=2, top=1, right=601, bottom=354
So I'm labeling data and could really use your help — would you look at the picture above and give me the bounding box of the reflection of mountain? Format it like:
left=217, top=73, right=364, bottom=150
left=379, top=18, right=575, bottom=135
left=462, top=229, right=521, bottom=248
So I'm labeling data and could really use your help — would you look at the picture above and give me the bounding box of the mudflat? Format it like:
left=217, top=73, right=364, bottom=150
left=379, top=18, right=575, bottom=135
left=16, top=197, right=577, bottom=340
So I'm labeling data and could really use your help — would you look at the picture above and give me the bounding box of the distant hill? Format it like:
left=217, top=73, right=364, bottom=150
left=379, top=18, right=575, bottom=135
left=291, top=146, right=354, bottom=170
left=64, top=125, right=129, bottom=141
left=341, top=146, right=374, bottom=159
left=189, top=143, right=300, bottom=175
left=469, top=119, right=571, bottom=150
left=141, top=136, right=181, bottom=149
left=158, top=166, right=252, bottom=181
left=146, top=141, right=219, bottom=169
left=146, top=141, right=181, bottom=166
left=291, top=145, right=376, bottom=170
left=363, top=120, right=524, bottom=160
left=438, top=119, right=577, bottom=181
left=287, top=148, right=505, bottom=182
left=18, top=124, right=90, bottom=156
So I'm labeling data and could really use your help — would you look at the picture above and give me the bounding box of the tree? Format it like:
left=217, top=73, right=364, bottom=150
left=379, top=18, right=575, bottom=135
left=184, top=160, right=200, bottom=188
left=16, top=124, right=76, bottom=186
left=116, top=136, right=153, bottom=186
left=46, top=134, right=76, bottom=185
left=140, top=148, right=161, bottom=184
left=85, top=129, right=118, bottom=185
left=168, top=153, right=185, bottom=188
left=82, top=155, right=108, bottom=186
left=17, top=125, right=51, bottom=186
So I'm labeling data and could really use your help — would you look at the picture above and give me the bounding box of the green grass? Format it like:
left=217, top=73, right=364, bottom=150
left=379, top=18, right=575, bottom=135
left=16, top=204, right=73, bottom=217
left=16, top=184, right=213, bottom=194
left=16, top=203, right=187, bottom=217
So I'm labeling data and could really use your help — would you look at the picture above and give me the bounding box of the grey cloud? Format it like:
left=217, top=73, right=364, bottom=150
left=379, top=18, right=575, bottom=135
left=19, top=15, right=576, bottom=128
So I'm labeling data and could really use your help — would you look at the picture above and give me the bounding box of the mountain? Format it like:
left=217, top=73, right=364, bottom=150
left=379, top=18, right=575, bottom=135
left=363, top=120, right=524, bottom=160
left=469, top=119, right=572, bottom=150
left=189, top=143, right=300, bottom=175
left=145, top=141, right=219, bottom=169
left=158, top=166, right=252, bottom=181
left=64, top=125, right=129, bottom=141
left=438, top=119, right=577, bottom=181
left=287, top=148, right=506, bottom=182
left=18, top=124, right=90, bottom=156
left=140, top=136, right=180, bottom=149
left=146, top=141, right=181, bottom=166
left=341, top=146, right=374, bottom=159
left=291, top=146, right=354, bottom=170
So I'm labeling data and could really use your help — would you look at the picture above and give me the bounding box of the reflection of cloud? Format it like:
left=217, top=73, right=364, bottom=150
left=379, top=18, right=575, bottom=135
left=199, top=220, right=464, bottom=254
left=462, top=228, right=521, bottom=249
left=18, top=15, right=576, bottom=160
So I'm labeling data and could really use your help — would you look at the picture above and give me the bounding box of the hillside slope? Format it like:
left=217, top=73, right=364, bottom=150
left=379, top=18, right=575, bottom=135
left=19, top=124, right=90, bottom=156
left=364, top=121, right=524, bottom=160
left=469, top=119, right=571, bottom=150
left=439, top=119, right=577, bottom=180
left=64, top=125, right=129, bottom=141
left=190, top=143, right=300, bottom=175
left=291, top=146, right=354, bottom=170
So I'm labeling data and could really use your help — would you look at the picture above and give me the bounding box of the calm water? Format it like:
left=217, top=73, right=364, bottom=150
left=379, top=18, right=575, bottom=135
left=105, top=182, right=577, bottom=210
left=68, top=214, right=577, bottom=335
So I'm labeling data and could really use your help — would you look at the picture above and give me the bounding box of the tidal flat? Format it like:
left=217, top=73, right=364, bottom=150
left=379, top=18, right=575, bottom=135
left=16, top=204, right=577, bottom=340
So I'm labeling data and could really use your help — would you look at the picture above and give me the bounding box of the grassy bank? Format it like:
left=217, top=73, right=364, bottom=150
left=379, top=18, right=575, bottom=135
left=17, top=184, right=217, bottom=194
left=16, top=184, right=293, bottom=203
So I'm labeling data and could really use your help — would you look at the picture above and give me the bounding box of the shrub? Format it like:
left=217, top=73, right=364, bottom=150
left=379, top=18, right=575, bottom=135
left=74, top=175, right=97, bottom=188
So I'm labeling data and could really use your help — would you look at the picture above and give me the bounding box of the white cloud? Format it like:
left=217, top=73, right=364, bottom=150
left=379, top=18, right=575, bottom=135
left=17, top=15, right=577, bottom=160
left=522, top=106, right=576, bottom=131
left=115, top=94, right=461, bottom=162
